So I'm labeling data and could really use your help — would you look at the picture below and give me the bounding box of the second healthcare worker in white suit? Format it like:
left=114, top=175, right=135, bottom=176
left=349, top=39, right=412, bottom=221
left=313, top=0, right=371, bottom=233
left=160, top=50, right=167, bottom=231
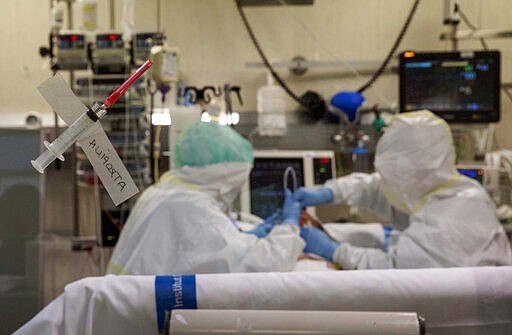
left=107, top=121, right=304, bottom=275
left=295, top=111, right=512, bottom=270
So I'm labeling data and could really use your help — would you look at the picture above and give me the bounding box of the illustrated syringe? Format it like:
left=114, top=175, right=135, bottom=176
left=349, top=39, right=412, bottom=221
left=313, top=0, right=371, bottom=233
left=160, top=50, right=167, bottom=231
left=31, top=60, right=153, bottom=173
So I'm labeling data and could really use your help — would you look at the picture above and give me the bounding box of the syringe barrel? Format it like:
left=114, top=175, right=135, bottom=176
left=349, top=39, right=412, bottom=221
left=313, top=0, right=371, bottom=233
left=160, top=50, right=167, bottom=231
left=31, top=104, right=104, bottom=173
left=48, top=111, right=95, bottom=156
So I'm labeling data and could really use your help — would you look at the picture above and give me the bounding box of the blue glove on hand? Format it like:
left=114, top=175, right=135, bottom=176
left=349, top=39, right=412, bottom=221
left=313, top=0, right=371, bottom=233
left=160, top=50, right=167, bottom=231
left=300, top=226, right=340, bottom=262
left=263, top=209, right=282, bottom=226
left=245, top=222, right=274, bottom=238
left=245, top=210, right=282, bottom=238
left=282, top=189, right=301, bottom=226
left=293, top=187, right=334, bottom=207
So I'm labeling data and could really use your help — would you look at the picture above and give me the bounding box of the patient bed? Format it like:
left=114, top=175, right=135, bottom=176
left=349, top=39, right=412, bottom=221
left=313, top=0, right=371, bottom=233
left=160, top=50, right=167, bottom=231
left=14, top=266, right=512, bottom=335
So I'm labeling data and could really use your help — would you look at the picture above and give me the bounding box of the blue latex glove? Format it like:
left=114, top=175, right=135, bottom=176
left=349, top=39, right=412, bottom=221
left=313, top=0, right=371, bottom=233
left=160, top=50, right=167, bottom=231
left=244, top=210, right=282, bottom=238
left=300, top=226, right=340, bottom=262
left=263, top=209, right=282, bottom=226
left=245, top=222, right=275, bottom=238
left=293, top=187, right=334, bottom=207
left=282, top=189, right=301, bottom=227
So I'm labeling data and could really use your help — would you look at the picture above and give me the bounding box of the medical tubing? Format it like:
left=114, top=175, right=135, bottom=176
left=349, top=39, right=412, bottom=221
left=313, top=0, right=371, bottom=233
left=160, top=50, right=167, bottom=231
left=234, top=0, right=302, bottom=105
left=153, top=125, right=162, bottom=181
left=356, top=0, right=421, bottom=93
left=283, top=166, right=298, bottom=192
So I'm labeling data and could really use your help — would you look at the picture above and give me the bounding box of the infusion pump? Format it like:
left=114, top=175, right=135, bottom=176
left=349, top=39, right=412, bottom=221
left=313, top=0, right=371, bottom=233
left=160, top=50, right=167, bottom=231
left=54, top=31, right=88, bottom=70
left=91, top=32, right=127, bottom=74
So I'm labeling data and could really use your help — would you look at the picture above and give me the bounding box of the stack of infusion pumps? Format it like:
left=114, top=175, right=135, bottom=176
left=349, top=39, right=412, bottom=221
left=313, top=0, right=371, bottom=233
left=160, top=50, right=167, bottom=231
left=73, top=73, right=151, bottom=246
left=53, top=31, right=165, bottom=73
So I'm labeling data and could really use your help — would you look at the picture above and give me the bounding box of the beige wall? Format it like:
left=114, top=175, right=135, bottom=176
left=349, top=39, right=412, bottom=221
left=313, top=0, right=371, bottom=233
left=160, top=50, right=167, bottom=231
left=2, top=0, right=512, bottom=148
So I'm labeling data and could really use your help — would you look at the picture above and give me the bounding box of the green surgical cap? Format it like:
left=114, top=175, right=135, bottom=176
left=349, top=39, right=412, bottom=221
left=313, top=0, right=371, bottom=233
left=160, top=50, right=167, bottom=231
left=173, top=121, right=254, bottom=168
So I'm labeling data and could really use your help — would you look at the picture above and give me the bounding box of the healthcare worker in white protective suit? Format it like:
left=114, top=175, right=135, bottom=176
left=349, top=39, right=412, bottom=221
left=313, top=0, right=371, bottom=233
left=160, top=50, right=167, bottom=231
left=294, top=110, right=512, bottom=269
left=107, top=121, right=305, bottom=275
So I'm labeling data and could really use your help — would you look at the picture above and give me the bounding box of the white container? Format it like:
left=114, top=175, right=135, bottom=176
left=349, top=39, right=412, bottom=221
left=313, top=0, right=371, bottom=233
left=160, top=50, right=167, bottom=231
left=75, top=0, right=98, bottom=31
left=257, top=72, right=287, bottom=136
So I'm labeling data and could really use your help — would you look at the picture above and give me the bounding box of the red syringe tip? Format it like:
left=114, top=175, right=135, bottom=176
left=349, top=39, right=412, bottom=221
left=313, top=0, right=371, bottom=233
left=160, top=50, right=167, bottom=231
left=104, top=60, right=153, bottom=108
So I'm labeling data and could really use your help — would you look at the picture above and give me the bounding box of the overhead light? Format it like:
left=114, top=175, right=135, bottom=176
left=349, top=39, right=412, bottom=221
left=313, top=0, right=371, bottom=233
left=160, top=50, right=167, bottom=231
left=219, top=112, right=240, bottom=126
left=152, top=108, right=172, bottom=126
left=201, top=112, right=211, bottom=123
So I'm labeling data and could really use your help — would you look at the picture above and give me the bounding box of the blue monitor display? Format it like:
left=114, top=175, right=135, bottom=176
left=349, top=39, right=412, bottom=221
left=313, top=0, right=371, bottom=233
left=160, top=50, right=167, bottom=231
left=457, top=167, right=484, bottom=184
left=399, top=51, right=500, bottom=123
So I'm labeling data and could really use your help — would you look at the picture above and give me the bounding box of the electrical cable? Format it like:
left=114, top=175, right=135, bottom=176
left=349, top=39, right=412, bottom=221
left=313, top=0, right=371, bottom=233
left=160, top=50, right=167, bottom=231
left=235, top=0, right=330, bottom=119
left=235, top=0, right=302, bottom=104
left=236, top=0, right=421, bottom=110
left=356, top=0, right=421, bottom=93
left=274, top=0, right=390, bottom=106
left=276, top=1, right=366, bottom=83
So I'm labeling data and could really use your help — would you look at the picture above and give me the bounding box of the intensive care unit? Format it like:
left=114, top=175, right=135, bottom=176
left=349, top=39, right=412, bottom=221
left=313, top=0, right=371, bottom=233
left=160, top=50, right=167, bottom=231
left=2, top=0, right=512, bottom=334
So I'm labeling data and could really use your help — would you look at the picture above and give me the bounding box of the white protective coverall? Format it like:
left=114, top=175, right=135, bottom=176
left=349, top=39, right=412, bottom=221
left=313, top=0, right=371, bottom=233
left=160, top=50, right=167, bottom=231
left=107, top=122, right=304, bottom=275
left=327, top=111, right=512, bottom=269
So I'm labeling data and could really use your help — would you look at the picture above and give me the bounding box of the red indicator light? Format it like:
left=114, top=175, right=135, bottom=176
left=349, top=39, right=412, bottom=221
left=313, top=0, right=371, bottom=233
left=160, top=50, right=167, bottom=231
left=71, top=35, right=78, bottom=41
left=109, top=34, right=117, bottom=41
left=319, top=158, right=331, bottom=163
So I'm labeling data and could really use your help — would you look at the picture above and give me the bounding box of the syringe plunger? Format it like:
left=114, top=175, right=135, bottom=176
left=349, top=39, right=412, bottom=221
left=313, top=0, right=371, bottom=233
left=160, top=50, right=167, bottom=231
left=31, top=103, right=105, bottom=173
left=31, top=146, right=59, bottom=173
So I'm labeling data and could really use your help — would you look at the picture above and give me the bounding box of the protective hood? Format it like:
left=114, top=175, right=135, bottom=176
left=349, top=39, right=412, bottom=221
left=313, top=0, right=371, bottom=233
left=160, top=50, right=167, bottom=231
left=373, top=110, right=460, bottom=214
left=160, top=162, right=252, bottom=213
left=173, top=121, right=253, bottom=168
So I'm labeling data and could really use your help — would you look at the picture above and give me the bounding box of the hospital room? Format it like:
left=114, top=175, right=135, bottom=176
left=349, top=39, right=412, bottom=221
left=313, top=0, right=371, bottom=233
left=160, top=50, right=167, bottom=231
left=2, top=0, right=512, bottom=334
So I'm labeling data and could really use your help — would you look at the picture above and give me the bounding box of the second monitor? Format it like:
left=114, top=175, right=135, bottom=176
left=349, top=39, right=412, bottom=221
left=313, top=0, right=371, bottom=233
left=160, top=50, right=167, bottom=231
left=239, top=150, right=336, bottom=219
